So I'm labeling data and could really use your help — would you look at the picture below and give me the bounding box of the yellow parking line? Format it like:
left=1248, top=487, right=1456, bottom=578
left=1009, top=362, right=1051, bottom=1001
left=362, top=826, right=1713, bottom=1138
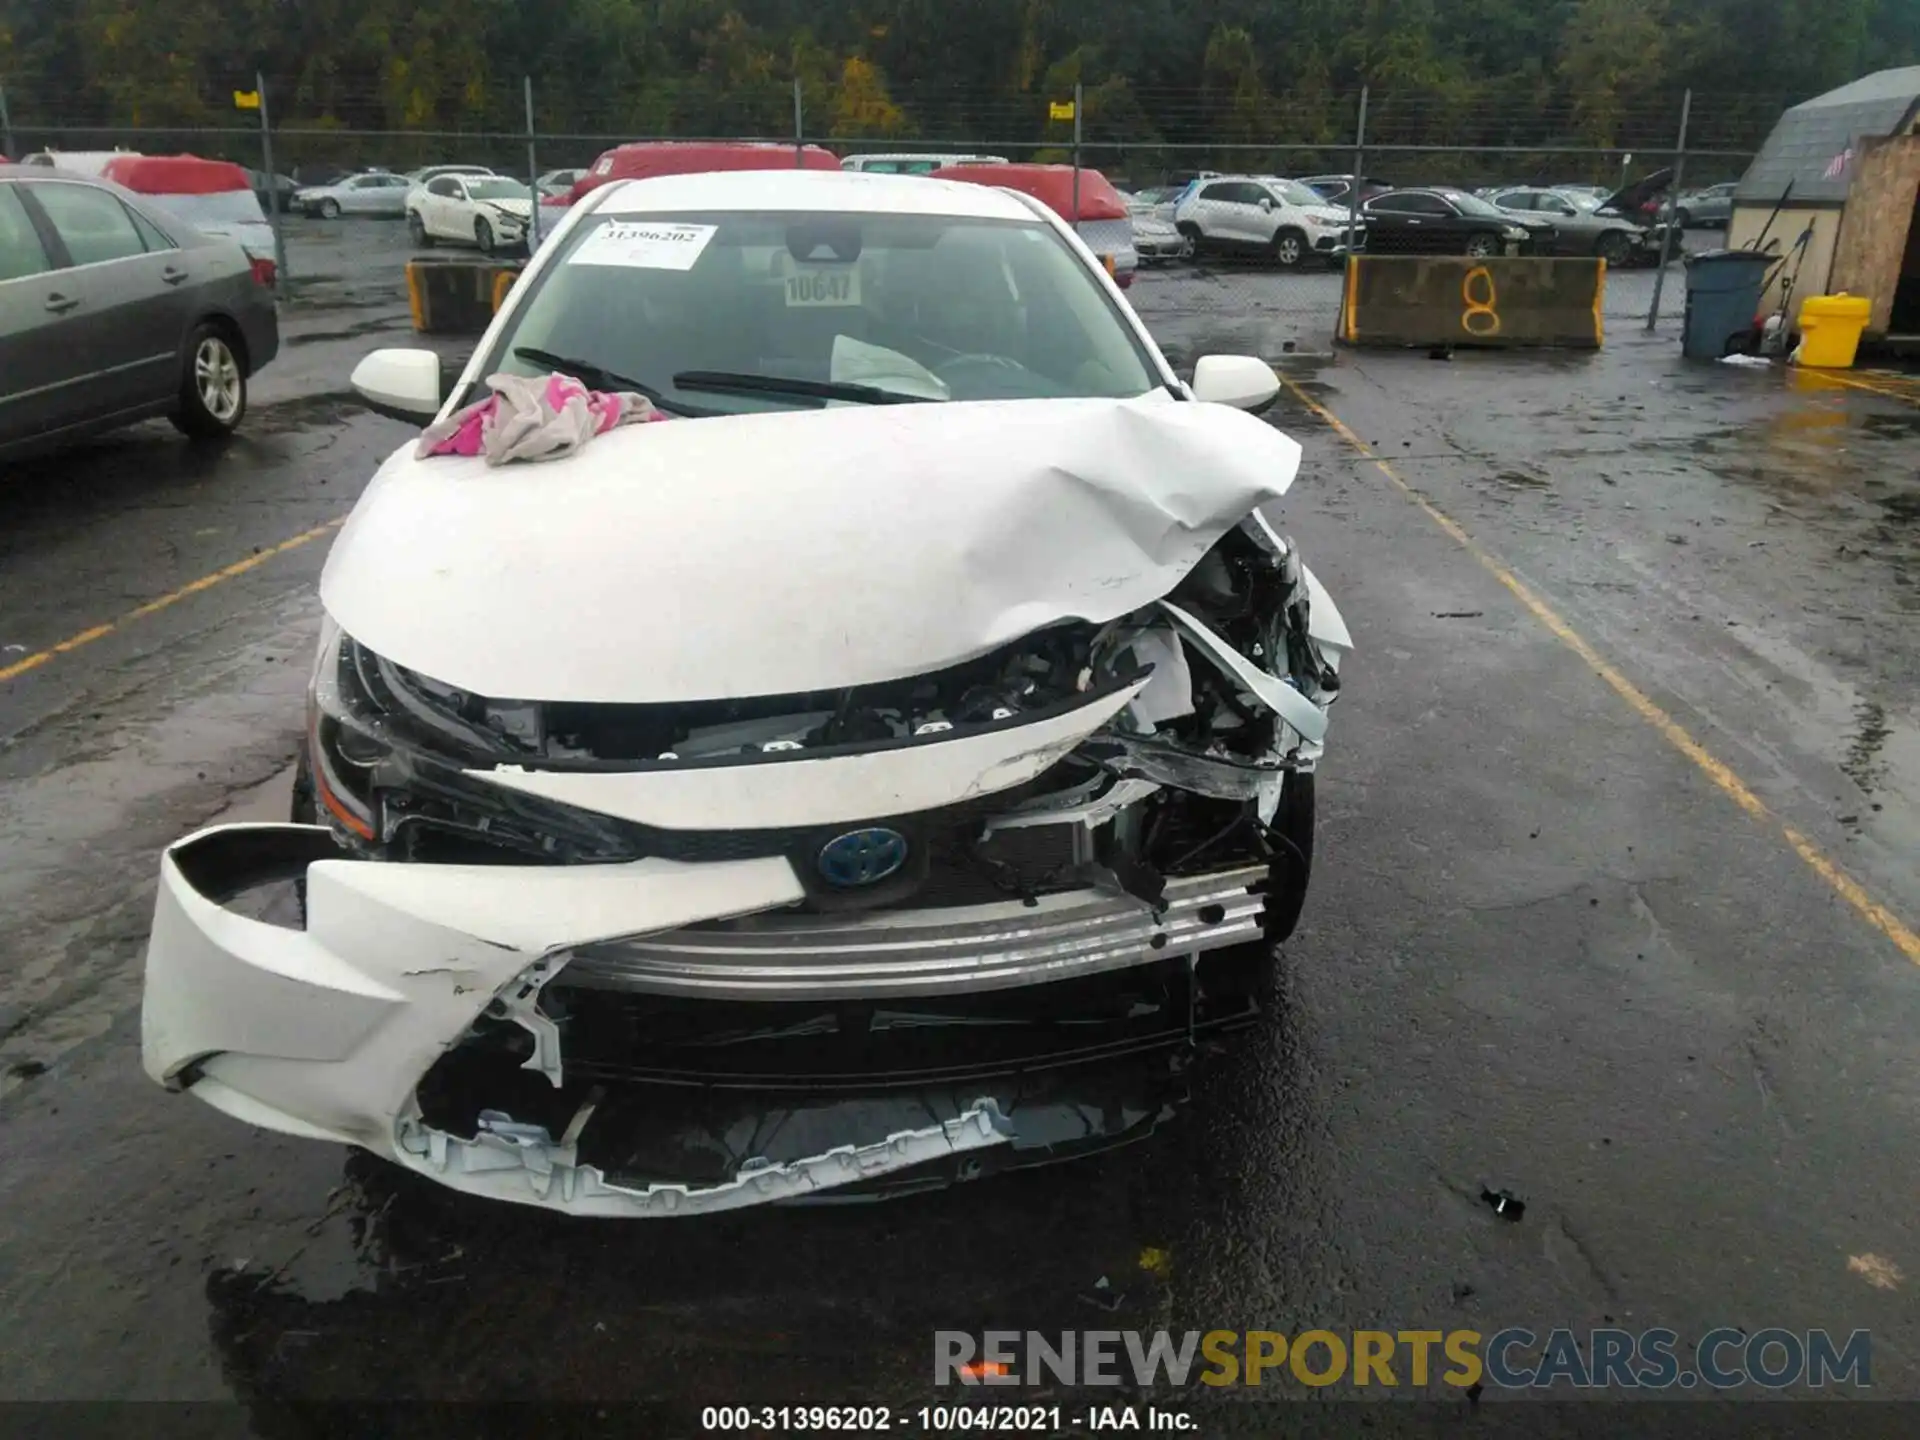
left=1817, top=370, right=1920, bottom=406
left=1277, top=374, right=1920, bottom=968
left=0, top=517, right=345, bottom=685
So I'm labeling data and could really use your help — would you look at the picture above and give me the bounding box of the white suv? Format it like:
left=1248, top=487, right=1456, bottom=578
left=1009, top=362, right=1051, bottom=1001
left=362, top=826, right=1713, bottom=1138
left=1174, top=175, right=1362, bottom=269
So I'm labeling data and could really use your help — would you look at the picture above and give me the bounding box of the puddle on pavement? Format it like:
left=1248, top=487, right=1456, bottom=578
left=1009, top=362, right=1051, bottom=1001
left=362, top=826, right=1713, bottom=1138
left=286, top=315, right=414, bottom=346
left=1680, top=391, right=1920, bottom=527
left=1727, top=622, right=1920, bottom=848
left=245, top=393, right=371, bottom=436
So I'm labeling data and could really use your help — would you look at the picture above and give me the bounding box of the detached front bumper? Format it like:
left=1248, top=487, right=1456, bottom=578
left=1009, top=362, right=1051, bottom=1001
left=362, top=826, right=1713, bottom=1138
left=142, top=822, right=1268, bottom=1214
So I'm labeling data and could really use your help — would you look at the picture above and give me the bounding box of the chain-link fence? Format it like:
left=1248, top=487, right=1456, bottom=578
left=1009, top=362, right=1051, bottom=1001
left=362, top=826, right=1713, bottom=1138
left=1, top=76, right=1772, bottom=350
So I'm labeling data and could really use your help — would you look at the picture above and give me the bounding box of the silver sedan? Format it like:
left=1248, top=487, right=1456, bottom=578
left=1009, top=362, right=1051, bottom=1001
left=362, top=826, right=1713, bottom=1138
left=0, top=167, right=280, bottom=459
left=293, top=172, right=412, bottom=219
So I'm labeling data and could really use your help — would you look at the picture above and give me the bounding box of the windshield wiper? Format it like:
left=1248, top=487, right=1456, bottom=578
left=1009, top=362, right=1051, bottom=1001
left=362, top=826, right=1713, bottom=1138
left=511, top=347, right=704, bottom=416
left=671, top=370, right=936, bottom=406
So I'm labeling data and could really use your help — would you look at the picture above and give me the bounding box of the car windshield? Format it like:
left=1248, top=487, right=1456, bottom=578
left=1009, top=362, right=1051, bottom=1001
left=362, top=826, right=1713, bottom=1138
left=1441, top=191, right=1508, bottom=219
left=145, top=191, right=268, bottom=225
left=1268, top=179, right=1327, bottom=207
left=480, top=209, right=1160, bottom=415
left=467, top=179, right=530, bottom=201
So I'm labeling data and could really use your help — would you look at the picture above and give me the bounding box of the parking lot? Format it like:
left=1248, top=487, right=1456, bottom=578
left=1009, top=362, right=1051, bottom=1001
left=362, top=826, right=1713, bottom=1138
left=2, top=213, right=1918, bottom=1424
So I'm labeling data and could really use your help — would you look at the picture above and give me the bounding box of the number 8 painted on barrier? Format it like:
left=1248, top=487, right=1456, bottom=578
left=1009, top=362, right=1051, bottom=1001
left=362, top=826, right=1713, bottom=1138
left=1462, top=265, right=1501, bottom=338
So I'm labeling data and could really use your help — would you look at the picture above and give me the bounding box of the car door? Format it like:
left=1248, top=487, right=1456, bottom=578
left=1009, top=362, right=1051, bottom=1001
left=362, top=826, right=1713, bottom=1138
left=1362, top=193, right=1432, bottom=254
left=1405, top=194, right=1469, bottom=253
left=1184, top=181, right=1237, bottom=244
left=1491, top=190, right=1533, bottom=221
left=447, top=178, right=477, bottom=241
left=424, top=177, right=462, bottom=238
left=0, top=180, right=84, bottom=446
left=21, top=179, right=195, bottom=419
left=344, top=176, right=387, bottom=216
left=380, top=175, right=412, bottom=216
left=1236, top=182, right=1284, bottom=245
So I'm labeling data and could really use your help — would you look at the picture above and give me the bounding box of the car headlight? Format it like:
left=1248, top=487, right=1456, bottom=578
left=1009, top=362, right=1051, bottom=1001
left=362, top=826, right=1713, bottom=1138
left=307, top=620, right=547, bottom=847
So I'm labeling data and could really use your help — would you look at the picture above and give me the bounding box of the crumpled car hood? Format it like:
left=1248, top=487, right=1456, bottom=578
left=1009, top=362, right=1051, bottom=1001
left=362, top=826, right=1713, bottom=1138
left=320, top=394, right=1301, bottom=703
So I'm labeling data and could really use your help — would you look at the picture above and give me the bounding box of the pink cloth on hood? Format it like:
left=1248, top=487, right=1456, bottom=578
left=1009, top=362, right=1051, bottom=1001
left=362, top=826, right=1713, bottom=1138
left=416, top=371, right=668, bottom=466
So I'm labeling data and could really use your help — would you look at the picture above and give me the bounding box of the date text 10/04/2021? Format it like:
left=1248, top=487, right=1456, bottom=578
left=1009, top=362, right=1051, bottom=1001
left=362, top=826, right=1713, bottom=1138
left=702, top=1407, right=1192, bottom=1431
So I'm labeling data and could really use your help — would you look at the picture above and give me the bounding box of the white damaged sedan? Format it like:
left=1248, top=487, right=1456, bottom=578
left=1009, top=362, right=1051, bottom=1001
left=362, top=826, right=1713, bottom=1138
left=141, top=170, right=1352, bottom=1215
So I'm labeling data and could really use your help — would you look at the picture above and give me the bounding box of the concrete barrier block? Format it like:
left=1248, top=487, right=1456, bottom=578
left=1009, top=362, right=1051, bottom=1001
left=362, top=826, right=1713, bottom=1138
left=405, top=258, right=526, bottom=337
left=1339, top=256, right=1606, bottom=350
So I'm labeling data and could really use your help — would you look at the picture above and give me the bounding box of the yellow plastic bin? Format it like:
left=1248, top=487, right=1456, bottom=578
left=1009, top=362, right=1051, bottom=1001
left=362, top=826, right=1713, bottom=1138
left=1797, top=293, right=1872, bottom=369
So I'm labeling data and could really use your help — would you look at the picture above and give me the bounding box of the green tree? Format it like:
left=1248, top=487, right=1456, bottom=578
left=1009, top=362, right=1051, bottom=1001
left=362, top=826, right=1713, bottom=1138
left=828, top=55, right=906, bottom=137
left=1558, top=0, right=1668, bottom=148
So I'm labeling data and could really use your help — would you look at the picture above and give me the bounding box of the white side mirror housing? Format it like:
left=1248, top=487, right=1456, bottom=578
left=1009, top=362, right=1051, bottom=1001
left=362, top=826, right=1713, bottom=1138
left=351, top=348, right=444, bottom=424
left=1190, top=354, right=1281, bottom=413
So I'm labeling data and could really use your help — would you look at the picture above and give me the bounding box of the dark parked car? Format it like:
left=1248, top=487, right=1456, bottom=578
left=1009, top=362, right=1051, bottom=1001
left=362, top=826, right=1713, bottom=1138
left=1360, top=188, right=1543, bottom=257
left=1486, top=186, right=1660, bottom=266
left=0, top=166, right=279, bottom=461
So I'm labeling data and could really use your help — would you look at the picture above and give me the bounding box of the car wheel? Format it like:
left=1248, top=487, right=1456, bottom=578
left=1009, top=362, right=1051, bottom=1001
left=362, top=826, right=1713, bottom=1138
left=1176, top=220, right=1204, bottom=255
left=1597, top=231, right=1633, bottom=267
left=475, top=217, right=495, bottom=255
left=169, top=324, right=246, bottom=440
left=319, top=198, right=341, bottom=220
left=1270, top=228, right=1307, bottom=269
left=1674, top=208, right=1693, bottom=230
left=408, top=211, right=432, bottom=248
left=1465, top=232, right=1498, bottom=260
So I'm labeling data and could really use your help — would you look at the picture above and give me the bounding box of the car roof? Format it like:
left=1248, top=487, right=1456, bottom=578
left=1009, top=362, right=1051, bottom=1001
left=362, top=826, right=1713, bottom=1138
left=102, top=154, right=252, bottom=195
left=929, top=163, right=1129, bottom=222
left=596, top=168, right=1041, bottom=222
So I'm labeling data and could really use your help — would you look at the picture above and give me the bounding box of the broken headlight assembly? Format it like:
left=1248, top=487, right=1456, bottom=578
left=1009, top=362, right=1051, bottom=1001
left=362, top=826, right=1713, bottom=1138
left=306, top=619, right=644, bottom=863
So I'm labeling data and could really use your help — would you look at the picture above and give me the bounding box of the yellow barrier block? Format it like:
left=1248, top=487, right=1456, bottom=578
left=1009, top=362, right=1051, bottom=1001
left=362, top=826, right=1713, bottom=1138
left=1339, top=256, right=1606, bottom=350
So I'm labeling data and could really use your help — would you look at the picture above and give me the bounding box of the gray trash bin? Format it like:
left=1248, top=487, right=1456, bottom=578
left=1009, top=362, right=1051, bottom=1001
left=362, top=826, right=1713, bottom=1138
left=1681, top=249, right=1774, bottom=360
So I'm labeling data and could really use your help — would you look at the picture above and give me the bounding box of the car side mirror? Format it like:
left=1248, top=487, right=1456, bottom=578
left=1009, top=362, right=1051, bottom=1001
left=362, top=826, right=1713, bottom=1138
left=1191, top=354, right=1281, bottom=414
left=1259, top=197, right=1275, bottom=211
left=351, top=348, right=444, bottom=424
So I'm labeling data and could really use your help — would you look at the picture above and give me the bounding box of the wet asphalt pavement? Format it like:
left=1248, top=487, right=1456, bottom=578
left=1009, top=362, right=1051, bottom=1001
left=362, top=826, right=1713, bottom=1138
left=2, top=217, right=1919, bottom=1429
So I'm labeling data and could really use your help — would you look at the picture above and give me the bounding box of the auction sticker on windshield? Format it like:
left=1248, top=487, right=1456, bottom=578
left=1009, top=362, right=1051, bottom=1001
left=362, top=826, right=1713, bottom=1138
left=786, top=266, right=861, bottom=307
left=571, top=221, right=717, bottom=270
